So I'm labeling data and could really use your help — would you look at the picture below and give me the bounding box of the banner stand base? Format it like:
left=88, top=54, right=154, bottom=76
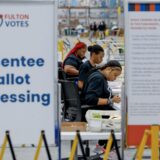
left=135, top=125, right=159, bottom=160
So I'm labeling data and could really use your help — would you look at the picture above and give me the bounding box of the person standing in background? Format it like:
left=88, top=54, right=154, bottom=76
left=89, top=22, right=97, bottom=41
left=98, top=21, right=106, bottom=39
left=98, top=21, right=104, bottom=39
left=93, top=22, right=98, bottom=39
left=102, top=21, right=106, bottom=39
left=89, top=23, right=94, bottom=41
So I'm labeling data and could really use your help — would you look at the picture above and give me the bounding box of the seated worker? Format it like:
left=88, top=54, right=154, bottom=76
left=78, top=44, right=104, bottom=89
left=81, top=60, right=122, bottom=121
left=63, top=41, right=87, bottom=78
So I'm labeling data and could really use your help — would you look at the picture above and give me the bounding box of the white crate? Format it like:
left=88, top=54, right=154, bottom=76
left=86, top=110, right=121, bottom=132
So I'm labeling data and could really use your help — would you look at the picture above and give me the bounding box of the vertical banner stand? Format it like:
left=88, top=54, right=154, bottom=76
left=34, top=130, right=52, bottom=160
left=0, top=131, right=16, bottom=160
left=125, top=0, right=160, bottom=147
left=135, top=125, right=159, bottom=160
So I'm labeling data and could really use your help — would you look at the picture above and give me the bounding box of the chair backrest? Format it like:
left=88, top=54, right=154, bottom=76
left=58, top=61, right=66, bottom=80
left=58, top=68, right=66, bottom=80
left=61, top=80, right=82, bottom=121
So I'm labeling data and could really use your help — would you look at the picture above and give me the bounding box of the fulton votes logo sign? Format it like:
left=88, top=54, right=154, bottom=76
left=0, top=13, right=29, bottom=27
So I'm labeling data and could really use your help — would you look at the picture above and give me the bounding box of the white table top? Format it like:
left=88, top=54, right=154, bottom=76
left=61, top=131, right=121, bottom=141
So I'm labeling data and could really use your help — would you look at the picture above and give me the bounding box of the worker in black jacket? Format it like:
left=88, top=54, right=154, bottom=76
left=81, top=60, right=122, bottom=120
left=78, top=44, right=104, bottom=89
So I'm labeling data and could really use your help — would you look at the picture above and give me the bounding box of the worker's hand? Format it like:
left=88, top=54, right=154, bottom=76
left=112, top=95, right=121, bottom=103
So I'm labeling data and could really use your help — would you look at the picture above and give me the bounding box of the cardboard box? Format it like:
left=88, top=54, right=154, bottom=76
left=61, top=122, right=87, bottom=132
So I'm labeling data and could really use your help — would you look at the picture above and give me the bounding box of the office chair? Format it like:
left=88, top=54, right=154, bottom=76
left=60, top=80, right=82, bottom=121
left=58, top=61, right=66, bottom=80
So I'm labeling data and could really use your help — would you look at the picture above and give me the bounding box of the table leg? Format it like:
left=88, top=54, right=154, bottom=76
left=85, top=140, right=90, bottom=157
